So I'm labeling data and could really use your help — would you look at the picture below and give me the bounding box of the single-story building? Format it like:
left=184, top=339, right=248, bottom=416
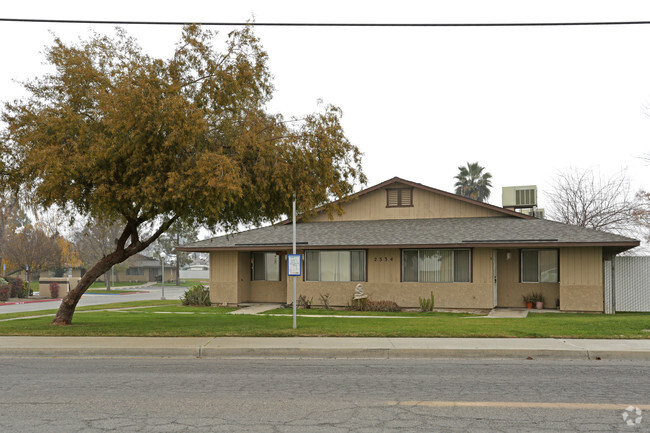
left=177, top=177, right=639, bottom=312
left=96, top=253, right=175, bottom=283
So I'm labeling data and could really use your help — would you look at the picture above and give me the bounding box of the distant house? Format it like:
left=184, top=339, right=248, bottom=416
left=98, top=253, right=175, bottom=283
left=177, top=177, right=639, bottom=312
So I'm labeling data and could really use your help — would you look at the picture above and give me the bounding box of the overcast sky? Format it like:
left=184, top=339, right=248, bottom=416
left=1, top=1, right=649, bottom=224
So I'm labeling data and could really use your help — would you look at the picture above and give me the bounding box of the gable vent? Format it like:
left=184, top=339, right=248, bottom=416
left=386, top=188, right=413, bottom=207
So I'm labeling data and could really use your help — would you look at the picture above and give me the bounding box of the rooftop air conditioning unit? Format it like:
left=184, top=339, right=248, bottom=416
left=502, top=186, right=537, bottom=208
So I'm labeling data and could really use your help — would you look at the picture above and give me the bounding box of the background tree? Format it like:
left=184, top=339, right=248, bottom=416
left=0, top=193, right=29, bottom=274
left=72, top=220, right=128, bottom=290
left=635, top=190, right=650, bottom=242
left=156, top=220, right=199, bottom=285
left=547, top=168, right=643, bottom=236
left=0, top=25, right=365, bottom=325
left=4, top=223, right=62, bottom=282
left=454, top=162, right=493, bottom=202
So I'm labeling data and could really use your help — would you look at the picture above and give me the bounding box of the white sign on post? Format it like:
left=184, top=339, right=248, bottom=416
left=288, top=254, right=301, bottom=276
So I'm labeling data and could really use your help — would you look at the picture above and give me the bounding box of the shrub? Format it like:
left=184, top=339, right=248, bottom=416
left=181, top=284, right=211, bottom=306
left=319, top=293, right=332, bottom=310
left=297, top=294, right=313, bottom=309
left=346, top=296, right=369, bottom=311
left=0, top=285, right=8, bottom=302
left=531, top=292, right=545, bottom=304
left=419, top=291, right=434, bottom=312
left=347, top=297, right=400, bottom=312
left=50, top=282, right=60, bottom=298
left=366, top=300, right=401, bottom=312
left=8, top=277, right=24, bottom=298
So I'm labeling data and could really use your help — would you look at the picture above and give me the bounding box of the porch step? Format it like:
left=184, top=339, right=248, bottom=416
left=487, top=309, right=529, bottom=318
left=229, top=304, right=283, bottom=315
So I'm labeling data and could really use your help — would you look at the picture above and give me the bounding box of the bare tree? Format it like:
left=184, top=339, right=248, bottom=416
left=547, top=168, right=643, bottom=236
left=4, top=223, right=62, bottom=282
left=635, top=190, right=650, bottom=242
left=73, top=220, right=127, bottom=290
left=0, top=193, right=29, bottom=273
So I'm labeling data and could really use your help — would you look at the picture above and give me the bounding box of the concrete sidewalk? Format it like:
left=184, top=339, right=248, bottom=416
left=1, top=336, right=650, bottom=360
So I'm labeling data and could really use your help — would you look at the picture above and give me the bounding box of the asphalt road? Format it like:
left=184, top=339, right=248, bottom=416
left=0, top=358, right=648, bottom=432
left=0, top=286, right=187, bottom=314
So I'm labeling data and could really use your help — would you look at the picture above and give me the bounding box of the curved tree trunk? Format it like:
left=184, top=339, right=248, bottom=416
left=51, top=215, right=178, bottom=325
left=51, top=253, right=122, bottom=325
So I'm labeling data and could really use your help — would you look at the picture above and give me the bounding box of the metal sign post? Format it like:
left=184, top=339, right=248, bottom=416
left=160, top=252, right=166, bottom=300
left=291, top=198, right=298, bottom=329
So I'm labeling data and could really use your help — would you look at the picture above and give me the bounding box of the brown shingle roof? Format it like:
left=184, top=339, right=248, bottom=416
left=178, top=217, right=639, bottom=252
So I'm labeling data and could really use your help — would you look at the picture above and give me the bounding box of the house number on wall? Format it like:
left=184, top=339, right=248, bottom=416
left=373, top=257, right=393, bottom=262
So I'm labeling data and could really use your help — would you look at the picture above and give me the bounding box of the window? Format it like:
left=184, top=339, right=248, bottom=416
left=126, top=267, right=144, bottom=276
left=252, top=252, right=281, bottom=281
left=386, top=188, right=413, bottom=207
left=402, top=249, right=471, bottom=283
left=305, top=250, right=365, bottom=282
left=521, top=249, right=558, bottom=283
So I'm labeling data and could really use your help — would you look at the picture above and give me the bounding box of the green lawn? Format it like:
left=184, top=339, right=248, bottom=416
left=0, top=300, right=177, bottom=321
left=0, top=303, right=648, bottom=338
left=153, top=280, right=208, bottom=288
left=85, top=289, right=145, bottom=294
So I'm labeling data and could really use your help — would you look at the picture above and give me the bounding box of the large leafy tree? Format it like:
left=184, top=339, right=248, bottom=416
left=0, top=25, right=365, bottom=325
left=454, top=162, right=493, bottom=202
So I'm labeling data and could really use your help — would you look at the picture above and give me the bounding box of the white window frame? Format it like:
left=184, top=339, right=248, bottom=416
left=520, top=249, right=559, bottom=283
left=305, top=250, right=366, bottom=282
left=402, top=249, right=472, bottom=283
left=252, top=252, right=281, bottom=281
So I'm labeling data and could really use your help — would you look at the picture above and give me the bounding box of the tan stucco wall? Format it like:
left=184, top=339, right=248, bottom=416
left=559, top=247, right=603, bottom=312
left=496, top=249, right=560, bottom=308
left=286, top=247, right=494, bottom=309
left=237, top=252, right=251, bottom=303
left=210, top=247, right=606, bottom=311
left=39, top=278, right=71, bottom=298
left=209, top=251, right=239, bottom=305
left=309, top=183, right=506, bottom=222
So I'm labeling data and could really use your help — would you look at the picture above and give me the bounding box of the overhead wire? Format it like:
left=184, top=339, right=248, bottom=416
left=1, top=17, right=650, bottom=27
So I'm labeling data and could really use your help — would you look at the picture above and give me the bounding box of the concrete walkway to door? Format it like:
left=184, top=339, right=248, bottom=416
left=487, top=309, right=529, bottom=318
left=229, top=304, right=283, bottom=315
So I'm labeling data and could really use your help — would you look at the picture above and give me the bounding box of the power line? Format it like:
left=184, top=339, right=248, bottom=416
left=2, top=17, right=650, bottom=27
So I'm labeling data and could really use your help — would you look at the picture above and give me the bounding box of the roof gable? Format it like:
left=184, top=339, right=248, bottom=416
left=303, top=177, right=530, bottom=223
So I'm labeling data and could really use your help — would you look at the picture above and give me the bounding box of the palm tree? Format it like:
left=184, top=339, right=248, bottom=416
left=454, top=162, right=493, bottom=202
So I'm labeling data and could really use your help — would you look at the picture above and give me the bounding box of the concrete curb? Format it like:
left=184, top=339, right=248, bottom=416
left=2, top=336, right=649, bottom=360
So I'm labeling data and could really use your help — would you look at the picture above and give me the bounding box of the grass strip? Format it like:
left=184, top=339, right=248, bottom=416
left=0, top=308, right=648, bottom=338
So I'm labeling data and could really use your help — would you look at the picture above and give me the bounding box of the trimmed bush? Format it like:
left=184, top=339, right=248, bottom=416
left=365, top=300, right=401, bottom=312
left=181, top=284, right=211, bottom=306
left=347, top=297, right=400, bottom=312
left=50, top=282, right=60, bottom=298
left=8, top=277, right=24, bottom=298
